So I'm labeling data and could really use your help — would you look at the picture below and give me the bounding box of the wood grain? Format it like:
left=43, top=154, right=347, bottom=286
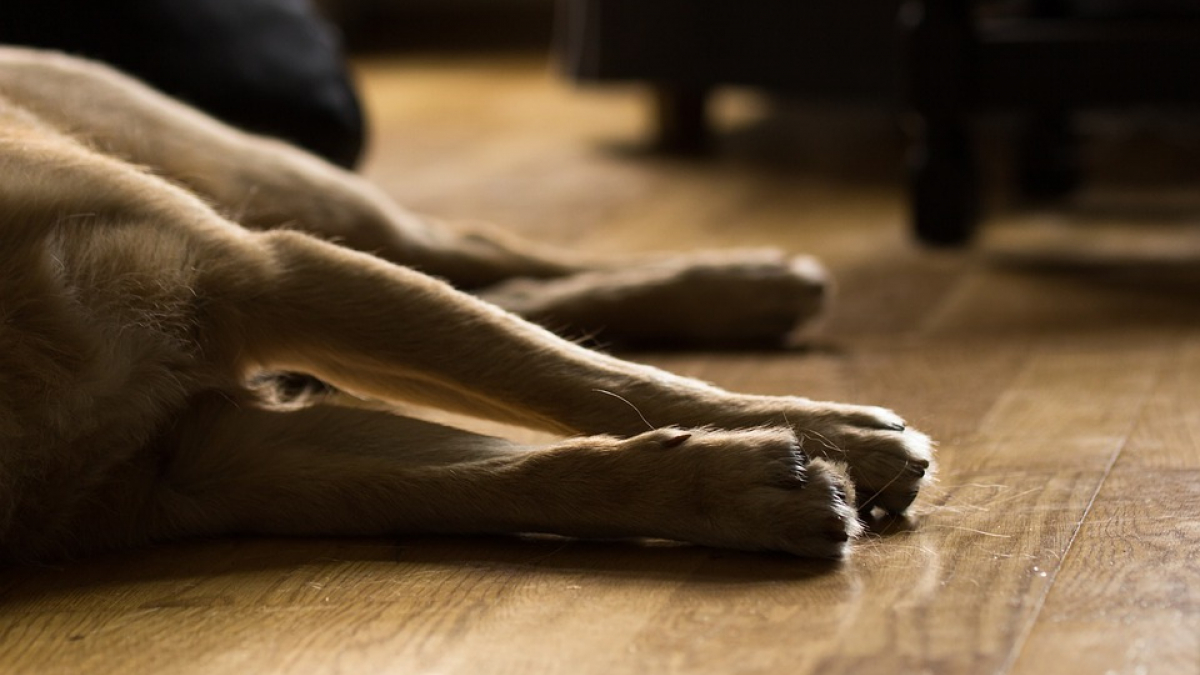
left=1010, top=335, right=1200, bottom=675
left=3, top=53, right=1200, bottom=675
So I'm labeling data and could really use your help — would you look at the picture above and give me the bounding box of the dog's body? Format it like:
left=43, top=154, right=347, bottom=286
left=0, top=47, right=932, bottom=562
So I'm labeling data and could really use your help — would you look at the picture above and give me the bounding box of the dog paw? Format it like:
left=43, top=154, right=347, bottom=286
left=628, top=427, right=862, bottom=558
left=481, top=249, right=829, bottom=347
left=786, top=403, right=935, bottom=515
left=657, top=251, right=829, bottom=345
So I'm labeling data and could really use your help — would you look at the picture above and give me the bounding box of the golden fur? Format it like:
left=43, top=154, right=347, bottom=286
left=0, top=47, right=932, bottom=562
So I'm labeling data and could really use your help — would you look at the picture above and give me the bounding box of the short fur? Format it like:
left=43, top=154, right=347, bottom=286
left=0, top=47, right=933, bottom=562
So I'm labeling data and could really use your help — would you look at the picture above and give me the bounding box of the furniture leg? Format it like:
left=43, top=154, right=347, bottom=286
left=653, top=84, right=711, bottom=153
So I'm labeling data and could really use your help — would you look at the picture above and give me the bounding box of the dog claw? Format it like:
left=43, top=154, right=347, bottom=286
left=659, top=432, right=692, bottom=449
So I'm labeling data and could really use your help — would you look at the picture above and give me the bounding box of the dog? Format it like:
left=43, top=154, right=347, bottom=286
left=0, top=46, right=932, bottom=563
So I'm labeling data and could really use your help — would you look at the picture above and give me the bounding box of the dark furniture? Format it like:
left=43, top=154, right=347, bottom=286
left=0, top=0, right=365, bottom=168
left=905, top=0, right=1200, bottom=244
left=558, top=0, right=1200, bottom=245
left=557, top=0, right=904, bottom=152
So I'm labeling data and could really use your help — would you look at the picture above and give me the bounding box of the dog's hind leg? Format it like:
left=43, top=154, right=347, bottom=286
left=66, top=396, right=862, bottom=559
left=0, top=46, right=583, bottom=288
left=0, top=48, right=828, bottom=313
left=1, top=47, right=831, bottom=346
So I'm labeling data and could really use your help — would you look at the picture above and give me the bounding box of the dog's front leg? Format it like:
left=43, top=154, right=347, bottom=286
left=122, top=399, right=861, bottom=559
left=225, top=230, right=932, bottom=515
left=226, top=230, right=727, bottom=435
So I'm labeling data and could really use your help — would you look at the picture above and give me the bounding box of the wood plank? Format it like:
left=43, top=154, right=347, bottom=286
left=1010, top=471, right=1200, bottom=675
left=1010, top=333, right=1200, bottom=675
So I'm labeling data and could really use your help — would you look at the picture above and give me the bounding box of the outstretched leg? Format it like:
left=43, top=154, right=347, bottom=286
left=64, top=398, right=861, bottom=559
left=0, top=46, right=580, bottom=288
left=0, top=47, right=830, bottom=345
left=219, top=230, right=932, bottom=515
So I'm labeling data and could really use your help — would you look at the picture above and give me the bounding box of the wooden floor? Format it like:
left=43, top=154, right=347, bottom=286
left=4, top=54, right=1200, bottom=675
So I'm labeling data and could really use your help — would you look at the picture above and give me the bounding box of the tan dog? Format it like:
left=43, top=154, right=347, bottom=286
left=0, top=47, right=932, bottom=563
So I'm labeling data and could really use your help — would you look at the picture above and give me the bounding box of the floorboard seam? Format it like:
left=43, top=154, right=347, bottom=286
left=994, top=338, right=1178, bottom=675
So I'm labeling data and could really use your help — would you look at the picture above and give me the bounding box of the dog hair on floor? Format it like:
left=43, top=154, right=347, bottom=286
left=0, top=46, right=933, bottom=563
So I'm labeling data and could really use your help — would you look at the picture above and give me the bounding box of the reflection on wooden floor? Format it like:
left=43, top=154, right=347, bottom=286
left=3, top=54, right=1199, bottom=675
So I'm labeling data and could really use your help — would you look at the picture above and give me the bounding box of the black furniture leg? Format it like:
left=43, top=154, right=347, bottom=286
left=904, top=0, right=980, bottom=245
left=652, top=85, right=711, bottom=154
left=910, top=120, right=980, bottom=245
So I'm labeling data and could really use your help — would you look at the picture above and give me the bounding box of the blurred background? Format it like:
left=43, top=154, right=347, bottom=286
left=322, top=0, right=1200, bottom=250
left=6, top=0, right=1200, bottom=250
